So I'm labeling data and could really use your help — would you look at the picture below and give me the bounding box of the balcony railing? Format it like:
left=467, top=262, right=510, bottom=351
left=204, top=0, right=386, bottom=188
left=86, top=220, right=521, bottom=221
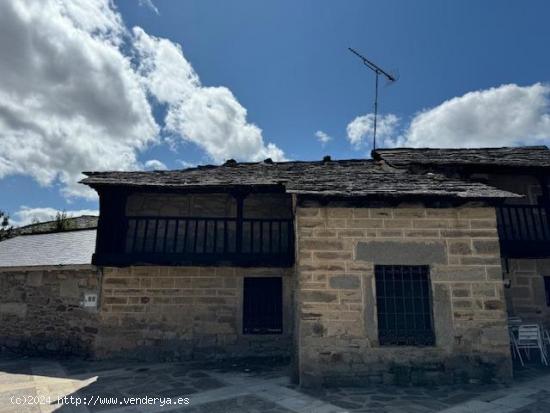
left=496, top=204, right=550, bottom=258
left=94, top=216, right=294, bottom=266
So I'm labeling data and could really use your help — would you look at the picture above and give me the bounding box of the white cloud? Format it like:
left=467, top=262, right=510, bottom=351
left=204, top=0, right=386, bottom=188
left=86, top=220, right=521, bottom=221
left=0, top=0, right=158, bottom=199
left=396, top=83, right=550, bottom=148
left=138, top=0, right=159, bottom=15
left=0, top=0, right=284, bottom=200
left=144, top=159, right=167, bottom=170
left=12, top=206, right=98, bottom=227
left=315, top=130, right=332, bottom=146
left=177, top=160, right=197, bottom=169
left=346, top=114, right=400, bottom=149
left=133, top=28, right=286, bottom=163
left=347, top=83, right=550, bottom=150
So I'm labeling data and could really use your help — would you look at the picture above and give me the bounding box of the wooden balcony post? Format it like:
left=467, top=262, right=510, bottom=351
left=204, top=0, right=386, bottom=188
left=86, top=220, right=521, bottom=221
left=233, top=192, right=247, bottom=254
left=538, top=175, right=550, bottom=236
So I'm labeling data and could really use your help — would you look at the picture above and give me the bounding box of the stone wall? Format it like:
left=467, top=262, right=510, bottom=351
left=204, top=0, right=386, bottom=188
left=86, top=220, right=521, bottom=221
left=296, top=205, right=512, bottom=387
left=0, top=266, right=100, bottom=356
left=96, top=266, right=294, bottom=360
left=505, top=259, right=550, bottom=326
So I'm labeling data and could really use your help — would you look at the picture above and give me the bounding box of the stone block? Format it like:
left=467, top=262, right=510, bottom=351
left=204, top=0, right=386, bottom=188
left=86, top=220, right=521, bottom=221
left=104, top=297, right=128, bottom=305
left=413, top=219, right=450, bottom=229
left=26, top=271, right=43, bottom=287
left=376, top=229, right=404, bottom=237
left=302, top=290, right=338, bottom=303
left=393, top=208, right=426, bottom=218
left=453, top=300, right=473, bottom=309
left=472, top=240, right=500, bottom=255
left=337, top=229, right=366, bottom=238
left=368, top=209, right=392, bottom=218
left=486, top=267, right=504, bottom=281
left=299, top=219, right=326, bottom=229
left=300, top=239, right=344, bottom=251
left=460, top=256, right=501, bottom=265
left=470, top=219, right=497, bottom=229
left=347, top=219, right=383, bottom=229
left=458, top=208, right=495, bottom=219
left=104, top=277, right=140, bottom=288
left=191, top=277, right=223, bottom=289
left=484, top=300, right=504, bottom=310
left=313, top=251, right=353, bottom=260
left=448, top=240, right=472, bottom=255
left=356, top=239, right=446, bottom=265
left=297, top=208, right=320, bottom=217
left=426, top=209, right=459, bottom=218
left=327, top=208, right=353, bottom=218
left=384, top=219, right=413, bottom=229
left=0, top=303, right=27, bottom=318
left=60, top=279, right=80, bottom=297
left=223, top=277, right=237, bottom=288
left=440, top=229, right=497, bottom=238
left=313, top=230, right=337, bottom=238
left=110, top=305, right=145, bottom=313
left=329, top=275, right=360, bottom=289
left=472, top=283, right=496, bottom=298
left=432, top=266, right=486, bottom=281
left=152, top=278, right=175, bottom=288
left=174, top=278, right=192, bottom=288
left=403, top=229, right=440, bottom=238
left=352, top=209, right=371, bottom=218
left=452, top=288, right=471, bottom=298
left=326, top=219, right=346, bottom=228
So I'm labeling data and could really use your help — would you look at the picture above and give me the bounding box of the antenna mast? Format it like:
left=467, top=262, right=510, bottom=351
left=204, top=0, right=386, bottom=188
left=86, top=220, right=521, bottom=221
left=348, top=47, right=396, bottom=150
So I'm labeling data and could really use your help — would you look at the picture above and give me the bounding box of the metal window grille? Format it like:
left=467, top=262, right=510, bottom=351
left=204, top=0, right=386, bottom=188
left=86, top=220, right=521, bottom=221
left=243, top=277, right=283, bottom=334
left=375, top=265, right=435, bottom=346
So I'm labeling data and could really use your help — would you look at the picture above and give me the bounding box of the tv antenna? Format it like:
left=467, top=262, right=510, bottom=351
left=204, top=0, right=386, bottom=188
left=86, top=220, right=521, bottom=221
left=348, top=47, right=397, bottom=150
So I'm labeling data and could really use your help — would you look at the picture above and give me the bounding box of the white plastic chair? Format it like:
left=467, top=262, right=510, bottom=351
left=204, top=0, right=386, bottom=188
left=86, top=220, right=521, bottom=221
left=508, top=316, right=523, bottom=327
left=516, top=324, right=548, bottom=366
left=509, top=329, right=524, bottom=366
left=543, top=328, right=550, bottom=352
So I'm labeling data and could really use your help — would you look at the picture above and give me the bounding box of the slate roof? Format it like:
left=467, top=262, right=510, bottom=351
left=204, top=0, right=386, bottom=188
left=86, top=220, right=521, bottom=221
left=373, top=146, right=550, bottom=168
left=0, top=229, right=96, bottom=268
left=81, top=159, right=519, bottom=199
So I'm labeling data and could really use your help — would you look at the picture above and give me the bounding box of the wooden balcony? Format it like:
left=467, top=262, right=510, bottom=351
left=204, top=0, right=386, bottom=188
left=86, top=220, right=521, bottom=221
left=496, top=204, right=550, bottom=258
left=93, top=216, right=295, bottom=267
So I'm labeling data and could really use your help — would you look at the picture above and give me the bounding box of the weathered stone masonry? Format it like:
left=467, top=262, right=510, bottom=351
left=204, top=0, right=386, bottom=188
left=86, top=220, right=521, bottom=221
left=296, top=206, right=511, bottom=386
left=0, top=266, right=100, bottom=356
left=96, top=266, right=293, bottom=360
left=505, top=258, right=550, bottom=324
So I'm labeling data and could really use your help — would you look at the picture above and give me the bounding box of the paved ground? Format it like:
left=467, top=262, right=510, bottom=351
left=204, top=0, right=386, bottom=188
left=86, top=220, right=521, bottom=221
left=0, top=356, right=549, bottom=413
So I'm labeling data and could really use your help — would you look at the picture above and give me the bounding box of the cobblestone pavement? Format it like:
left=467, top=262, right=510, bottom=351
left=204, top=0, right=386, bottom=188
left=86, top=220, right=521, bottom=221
left=0, top=357, right=549, bottom=413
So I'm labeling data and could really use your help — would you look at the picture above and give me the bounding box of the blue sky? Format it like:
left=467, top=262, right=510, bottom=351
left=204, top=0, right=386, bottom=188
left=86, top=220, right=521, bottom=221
left=1, top=0, right=549, bottom=225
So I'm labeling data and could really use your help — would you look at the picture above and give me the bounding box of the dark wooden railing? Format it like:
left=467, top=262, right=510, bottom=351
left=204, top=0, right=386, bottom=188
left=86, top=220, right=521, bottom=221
left=496, top=204, right=550, bottom=258
left=95, top=216, right=294, bottom=266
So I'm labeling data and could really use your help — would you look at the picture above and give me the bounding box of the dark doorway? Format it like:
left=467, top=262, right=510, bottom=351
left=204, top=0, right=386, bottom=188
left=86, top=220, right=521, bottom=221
left=243, top=277, right=283, bottom=334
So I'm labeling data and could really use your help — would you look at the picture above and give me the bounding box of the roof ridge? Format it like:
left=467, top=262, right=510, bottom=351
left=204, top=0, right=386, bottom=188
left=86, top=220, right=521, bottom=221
left=16, top=227, right=97, bottom=237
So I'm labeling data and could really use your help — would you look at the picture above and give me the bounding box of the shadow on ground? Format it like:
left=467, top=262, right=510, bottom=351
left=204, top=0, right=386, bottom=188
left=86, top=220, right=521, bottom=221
left=0, top=354, right=291, bottom=412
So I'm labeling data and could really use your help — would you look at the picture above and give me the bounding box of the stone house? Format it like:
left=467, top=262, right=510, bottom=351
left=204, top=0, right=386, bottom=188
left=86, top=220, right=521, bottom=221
left=373, top=146, right=550, bottom=328
left=0, top=229, right=99, bottom=355
left=3, top=147, right=549, bottom=387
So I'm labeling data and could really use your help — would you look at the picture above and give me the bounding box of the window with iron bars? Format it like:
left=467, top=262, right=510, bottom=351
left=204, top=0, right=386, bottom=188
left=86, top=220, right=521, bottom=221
left=375, top=265, right=435, bottom=346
